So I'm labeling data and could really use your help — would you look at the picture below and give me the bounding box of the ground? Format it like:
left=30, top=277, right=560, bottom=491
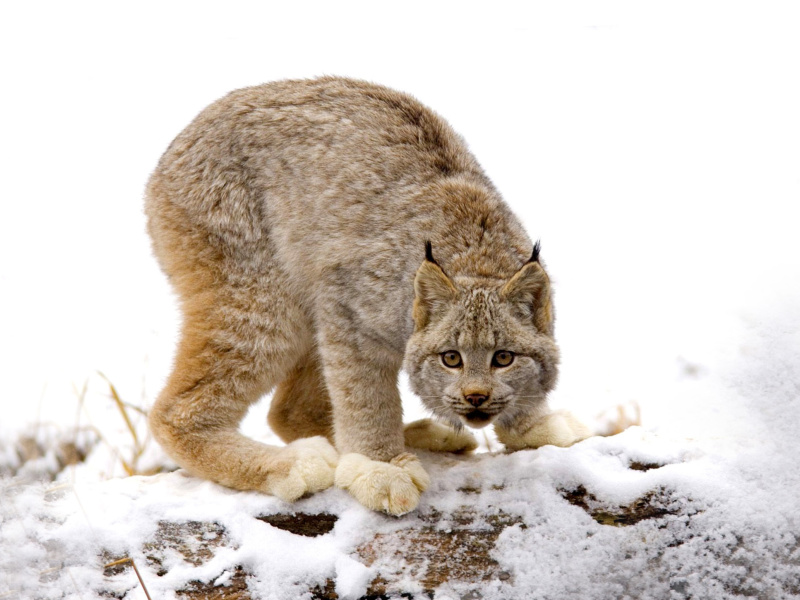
left=2, top=418, right=799, bottom=599
left=3, top=304, right=800, bottom=599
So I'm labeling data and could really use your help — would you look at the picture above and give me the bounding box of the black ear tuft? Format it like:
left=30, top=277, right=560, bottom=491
left=529, top=240, right=541, bottom=263
left=425, top=240, right=437, bottom=265
left=424, top=240, right=449, bottom=275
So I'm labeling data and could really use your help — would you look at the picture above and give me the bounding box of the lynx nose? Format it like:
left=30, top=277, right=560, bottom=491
left=465, top=394, right=489, bottom=408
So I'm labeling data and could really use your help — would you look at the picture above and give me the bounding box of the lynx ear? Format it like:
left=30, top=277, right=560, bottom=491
left=413, top=242, right=457, bottom=329
left=500, top=242, right=554, bottom=335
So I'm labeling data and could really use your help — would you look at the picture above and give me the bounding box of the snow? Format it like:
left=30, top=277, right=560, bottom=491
left=335, top=555, right=374, bottom=599
left=2, top=2, right=800, bottom=598
left=2, top=304, right=799, bottom=598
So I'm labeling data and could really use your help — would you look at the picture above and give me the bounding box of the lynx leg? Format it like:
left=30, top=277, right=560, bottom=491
left=316, top=321, right=429, bottom=515
left=149, top=275, right=338, bottom=502
left=495, top=409, right=592, bottom=451
left=404, top=419, right=478, bottom=453
left=268, top=351, right=334, bottom=444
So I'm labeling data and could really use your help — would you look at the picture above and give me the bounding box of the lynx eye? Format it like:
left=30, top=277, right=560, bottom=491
left=492, top=351, right=515, bottom=368
left=441, top=351, right=463, bottom=368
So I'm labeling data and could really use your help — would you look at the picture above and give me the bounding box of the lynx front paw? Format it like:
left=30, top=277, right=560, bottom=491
left=266, top=437, right=339, bottom=502
left=335, top=452, right=430, bottom=515
left=496, top=410, right=592, bottom=451
left=404, top=419, right=478, bottom=453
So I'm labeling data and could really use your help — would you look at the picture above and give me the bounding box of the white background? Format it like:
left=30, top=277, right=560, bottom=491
left=1, top=1, right=798, bottom=437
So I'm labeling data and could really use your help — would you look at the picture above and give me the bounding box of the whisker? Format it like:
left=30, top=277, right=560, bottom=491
left=415, top=395, right=546, bottom=399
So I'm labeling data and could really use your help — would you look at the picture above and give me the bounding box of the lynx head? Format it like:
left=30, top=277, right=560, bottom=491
left=403, top=242, right=559, bottom=430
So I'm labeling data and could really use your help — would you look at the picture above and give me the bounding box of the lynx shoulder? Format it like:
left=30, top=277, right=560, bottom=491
left=146, top=77, right=588, bottom=515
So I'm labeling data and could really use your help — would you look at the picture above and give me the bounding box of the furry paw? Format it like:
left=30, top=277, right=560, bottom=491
left=404, top=419, right=479, bottom=453
left=496, top=410, right=592, bottom=451
left=266, top=437, right=339, bottom=502
left=335, top=452, right=430, bottom=515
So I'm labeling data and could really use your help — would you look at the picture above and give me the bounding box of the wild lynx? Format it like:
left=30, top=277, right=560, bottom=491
left=146, top=77, right=589, bottom=515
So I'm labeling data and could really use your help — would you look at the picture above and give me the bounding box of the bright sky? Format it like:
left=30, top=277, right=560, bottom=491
left=1, top=1, right=798, bottom=434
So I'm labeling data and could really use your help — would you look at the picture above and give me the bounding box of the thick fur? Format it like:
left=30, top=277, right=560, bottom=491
left=146, top=77, right=588, bottom=515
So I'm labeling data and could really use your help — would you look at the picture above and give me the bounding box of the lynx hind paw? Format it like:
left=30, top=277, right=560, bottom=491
left=499, top=410, right=592, bottom=451
left=404, top=419, right=479, bottom=453
left=267, top=437, right=339, bottom=503
left=335, top=452, right=430, bottom=516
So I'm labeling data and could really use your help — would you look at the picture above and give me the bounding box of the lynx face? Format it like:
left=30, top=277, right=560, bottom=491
left=403, top=253, right=560, bottom=430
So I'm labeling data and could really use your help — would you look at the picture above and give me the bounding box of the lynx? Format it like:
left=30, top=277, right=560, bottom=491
left=146, top=77, right=589, bottom=515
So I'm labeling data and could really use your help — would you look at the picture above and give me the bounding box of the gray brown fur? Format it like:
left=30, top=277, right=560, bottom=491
left=145, top=77, right=581, bottom=513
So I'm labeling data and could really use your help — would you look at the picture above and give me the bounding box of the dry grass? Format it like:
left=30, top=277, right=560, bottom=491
left=103, top=558, right=152, bottom=600
left=96, top=372, right=152, bottom=477
left=596, top=401, right=642, bottom=437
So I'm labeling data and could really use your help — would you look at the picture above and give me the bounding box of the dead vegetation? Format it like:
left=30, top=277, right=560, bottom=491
left=100, top=475, right=684, bottom=600
left=594, top=401, right=642, bottom=437
left=257, top=512, right=338, bottom=537
left=0, top=424, right=99, bottom=482
left=1, top=373, right=169, bottom=483
left=91, top=404, right=675, bottom=600
left=560, top=484, right=679, bottom=527
left=95, top=372, right=158, bottom=477
left=176, top=568, right=250, bottom=600
left=9, top=391, right=659, bottom=598
left=353, top=508, right=520, bottom=598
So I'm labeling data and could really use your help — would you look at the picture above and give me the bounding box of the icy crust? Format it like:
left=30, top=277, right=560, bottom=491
left=2, top=422, right=799, bottom=600
left=0, top=424, right=99, bottom=482
left=2, top=306, right=799, bottom=599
